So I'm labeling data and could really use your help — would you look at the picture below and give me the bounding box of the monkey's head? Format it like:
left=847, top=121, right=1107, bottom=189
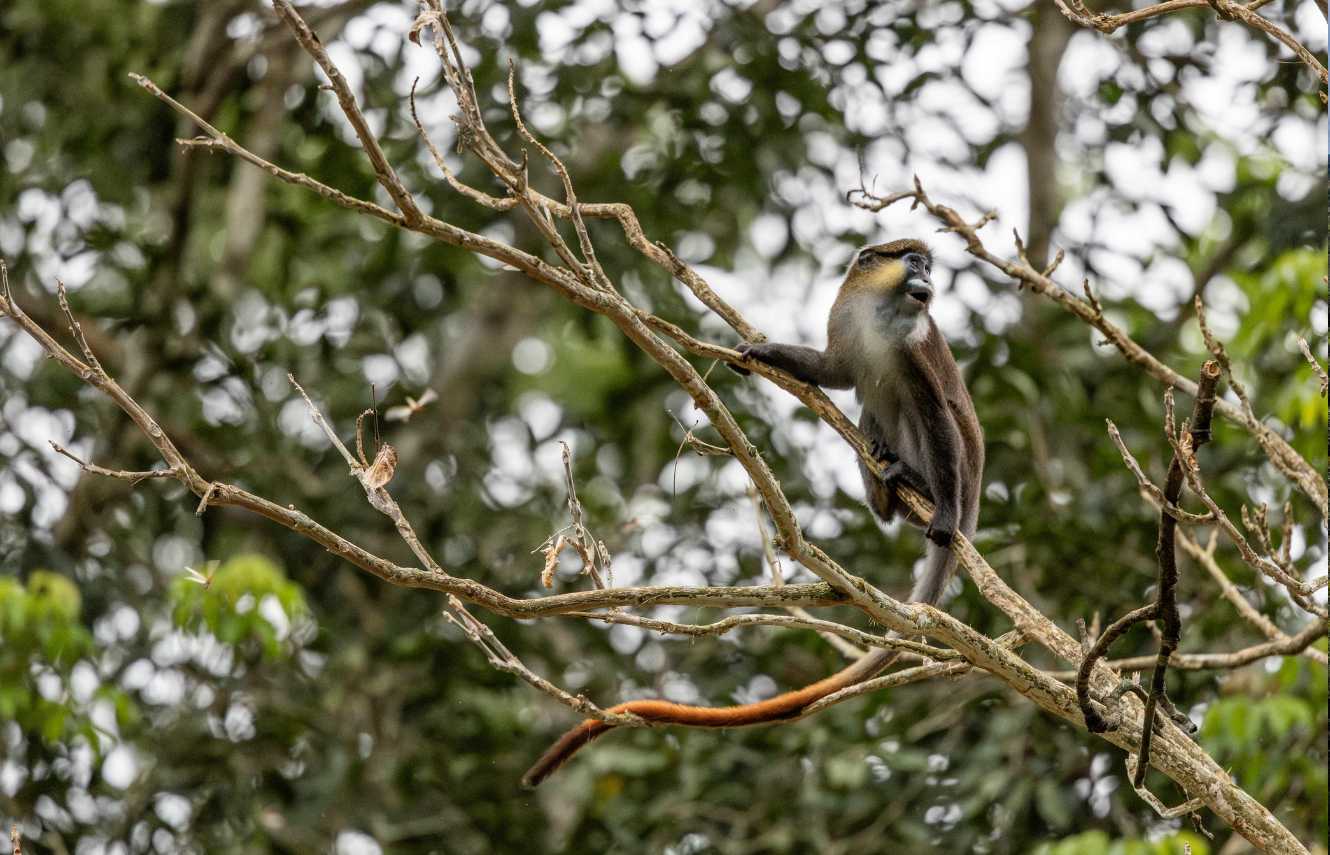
left=843, top=238, right=934, bottom=313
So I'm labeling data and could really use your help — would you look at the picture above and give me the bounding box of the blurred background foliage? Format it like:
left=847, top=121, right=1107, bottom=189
left=0, top=0, right=1325, bottom=852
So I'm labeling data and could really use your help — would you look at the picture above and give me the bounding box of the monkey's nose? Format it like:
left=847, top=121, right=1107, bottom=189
left=905, top=280, right=932, bottom=305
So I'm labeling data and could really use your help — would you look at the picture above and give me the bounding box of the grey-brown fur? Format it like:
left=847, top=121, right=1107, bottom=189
left=737, top=239, right=984, bottom=607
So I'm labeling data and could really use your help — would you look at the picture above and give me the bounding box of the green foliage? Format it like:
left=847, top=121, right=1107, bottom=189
left=1034, top=831, right=1210, bottom=855
left=1227, top=247, right=1330, bottom=456
left=0, top=572, right=96, bottom=744
left=169, top=554, right=309, bottom=660
left=1200, top=653, right=1329, bottom=831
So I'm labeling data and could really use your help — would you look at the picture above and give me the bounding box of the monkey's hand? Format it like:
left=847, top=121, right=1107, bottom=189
left=728, top=342, right=790, bottom=376
left=727, top=342, right=758, bottom=376
left=725, top=342, right=849, bottom=388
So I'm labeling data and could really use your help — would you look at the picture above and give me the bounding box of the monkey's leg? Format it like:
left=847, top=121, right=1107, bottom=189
left=860, top=461, right=902, bottom=523
left=869, top=451, right=960, bottom=545
left=732, top=343, right=853, bottom=388
left=893, top=382, right=964, bottom=548
left=873, top=459, right=937, bottom=531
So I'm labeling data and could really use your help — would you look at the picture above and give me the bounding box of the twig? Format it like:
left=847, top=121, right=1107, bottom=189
left=1180, top=529, right=1327, bottom=666
left=408, top=77, right=517, bottom=212
left=506, top=62, right=609, bottom=292
left=670, top=411, right=733, bottom=458
left=444, top=595, right=642, bottom=727
left=286, top=374, right=359, bottom=469
left=534, top=444, right=612, bottom=590
left=1196, top=296, right=1328, bottom=526
left=1240, top=503, right=1318, bottom=601
left=194, top=480, right=219, bottom=516
left=1051, top=618, right=1327, bottom=675
left=1105, top=425, right=1215, bottom=526
left=1297, top=336, right=1328, bottom=397
left=270, top=0, right=423, bottom=224
left=564, top=610, right=958, bottom=663
left=1076, top=604, right=1159, bottom=733
left=131, top=74, right=402, bottom=225
left=55, top=280, right=105, bottom=376
left=48, top=441, right=179, bottom=486
left=1053, top=0, right=1326, bottom=98
left=1125, top=755, right=1207, bottom=819
left=1134, top=362, right=1221, bottom=787
left=561, top=441, right=609, bottom=588
left=1173, top=448, right=1328, bottom=614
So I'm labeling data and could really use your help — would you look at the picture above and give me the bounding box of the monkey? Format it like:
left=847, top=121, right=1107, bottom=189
left=521, top=239, right=984, bottom=789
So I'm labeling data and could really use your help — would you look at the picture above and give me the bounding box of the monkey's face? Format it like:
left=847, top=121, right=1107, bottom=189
left=848, top=241, right=934, bottom=317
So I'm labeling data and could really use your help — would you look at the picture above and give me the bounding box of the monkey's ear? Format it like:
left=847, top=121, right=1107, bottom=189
left=855, top=248, right=887, bottom=268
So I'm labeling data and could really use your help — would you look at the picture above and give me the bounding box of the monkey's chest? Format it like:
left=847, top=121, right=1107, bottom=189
left=856, top=365, right=926, bottom=468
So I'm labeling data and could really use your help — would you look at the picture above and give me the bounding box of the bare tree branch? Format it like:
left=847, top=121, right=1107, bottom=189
left=269, top=0, right=424, bottom=224
left=48, top=441, right=180, bottom=486
left=564, top=610, right=962, bottom=664
left=1050, top=619, right=1327, bottom=676
left=1181, top=525, right=1326, bottom=666
left=2, top=3, right=1302, bottom=846
left=1130, top=365, right=1220, bottom=786
left=1053, top=0, right=1326, bottom=101
left=1297, top=335, right=1328, bottom=397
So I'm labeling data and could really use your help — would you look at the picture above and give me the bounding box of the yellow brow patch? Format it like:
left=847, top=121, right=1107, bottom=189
left=855, top=258, right=907, bottom=292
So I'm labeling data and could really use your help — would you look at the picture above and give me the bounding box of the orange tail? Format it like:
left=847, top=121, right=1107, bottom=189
left=521, top=649, right=896, bottom=787
left=522, top=718, right=614, bottom=788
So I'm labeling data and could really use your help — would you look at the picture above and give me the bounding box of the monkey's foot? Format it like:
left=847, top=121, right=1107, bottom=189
left=869, top=439, right=898, bottom=465
left=925, top=519, right=956, bottom=548
left=880, top=460, right=929, bottom=497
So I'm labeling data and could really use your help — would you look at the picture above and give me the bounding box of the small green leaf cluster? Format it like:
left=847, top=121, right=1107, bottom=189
left=169, top=553, right=310, bottom=660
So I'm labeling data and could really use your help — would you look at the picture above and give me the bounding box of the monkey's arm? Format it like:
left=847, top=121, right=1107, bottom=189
left=734, top=342, right=854, bottom=389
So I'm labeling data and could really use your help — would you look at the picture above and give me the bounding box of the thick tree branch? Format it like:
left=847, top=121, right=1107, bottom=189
left=53, top=4, right=1313, bottom=846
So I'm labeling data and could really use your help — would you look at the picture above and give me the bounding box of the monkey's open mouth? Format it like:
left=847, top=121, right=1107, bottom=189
left=905, top=281, right=933, bottom=306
